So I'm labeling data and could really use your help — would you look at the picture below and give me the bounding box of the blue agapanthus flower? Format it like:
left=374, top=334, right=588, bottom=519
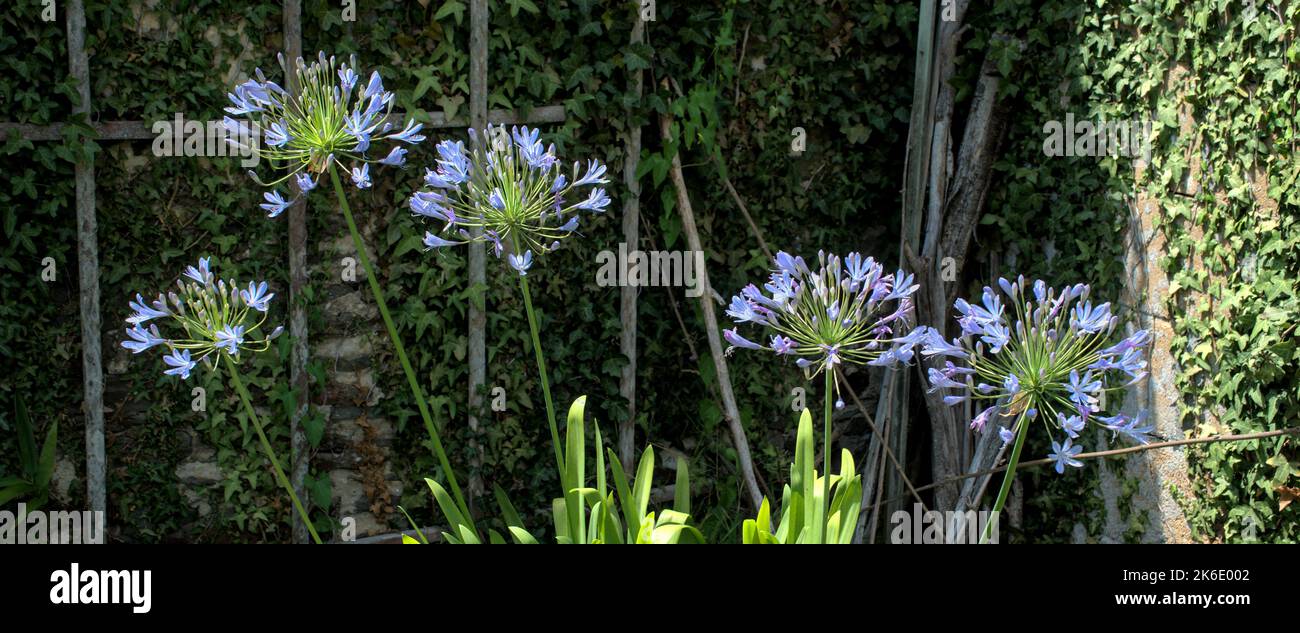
left=122, top=257, right=283, bottom=380
left=224, top=52, right=425, bottom=215
left=724, top=250, right=923, bottom=406
left=1048, top=438, right=1084, bottom=473
left=408, top=124, right=610, bottom=276
left=920, top=276, right=1152, bottom=472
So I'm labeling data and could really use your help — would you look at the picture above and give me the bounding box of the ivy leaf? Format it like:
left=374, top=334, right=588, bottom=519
left=304, top=410, right=325, bottom=448
left=433, top=0, right=466, bottom=24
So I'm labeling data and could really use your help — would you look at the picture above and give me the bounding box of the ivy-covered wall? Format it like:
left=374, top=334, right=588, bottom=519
left=1, top=0, right=1294, bottom=543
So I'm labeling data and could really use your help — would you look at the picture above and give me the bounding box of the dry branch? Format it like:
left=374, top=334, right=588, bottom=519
left=870, top=427, right=1300, bottom=511
left=659, top=113, right=763, bottom=512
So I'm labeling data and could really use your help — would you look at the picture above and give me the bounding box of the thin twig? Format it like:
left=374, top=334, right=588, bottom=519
left=660, top=109, right=763, bottom=511
left=868, top=427, right=1300, bottom=511
left=836, top=372, right=927, bottom=511
left=716, top=163, right=773, bottom=261
left=734, top=22, right=749, bottom=108
left=639, top=214, right=699, bottom=361
left=866, top=385, right=893, bottom=543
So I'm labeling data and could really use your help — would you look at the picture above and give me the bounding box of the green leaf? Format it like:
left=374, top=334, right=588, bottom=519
left=396, top=505, right=429, bottom=544
left=508, top=526, right=539, bottom=544
left=607, top=447, right=639, bottom=534
left=35, top=418, right=57, bottom=489
left=673, top=456, right=690, bottom=516
left=564, top=396, right=587, bottom=543
left=632, top=445, right=655, bottom=520
left=492, top=485, right=526, bottom=531
left=433, top=0, right=466, bottom=24
left=0, top=482, right=36, bottom=507
left=16, top=398, right=36, bottom=477
left=425, top=478, right=473, bottom=543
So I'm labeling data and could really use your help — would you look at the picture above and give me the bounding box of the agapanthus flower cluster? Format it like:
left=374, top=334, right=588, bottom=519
left=920, top=276, right=1153, bottom=472
left=409, top=124, right=610, bottom=276
left=224, top=52, right=426, bottom=217
left=723, top=250, right=923, bottom=405
left=121, top=257, right=283, bottom=380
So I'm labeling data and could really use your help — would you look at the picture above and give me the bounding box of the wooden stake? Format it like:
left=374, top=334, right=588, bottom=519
left=465, top=0, right=489, bottom=510
left=66, top=0, right=106, bottom=520
left=618, top=15, right=646, bottom=470
left=283, top=0, right=312, bottom=545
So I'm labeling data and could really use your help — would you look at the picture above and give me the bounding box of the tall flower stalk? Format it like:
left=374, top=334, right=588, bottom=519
left=122, top=257, right=321, bottom=544
left=920, top=277, right=1152, bottom=543
left=726, top=250, right=922, bottom=543
left=223, top=52, right=474, bottom=526
left=409, top=124, right=610, bottom=483
left=401, top=125, right=695, bottom=545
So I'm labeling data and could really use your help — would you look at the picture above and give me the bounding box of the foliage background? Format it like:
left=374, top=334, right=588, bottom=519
left=0, top=0, right=1294, bottom=543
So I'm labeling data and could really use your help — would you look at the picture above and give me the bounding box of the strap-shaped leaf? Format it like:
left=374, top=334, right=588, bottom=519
left=493, top=484, right=526, bottom=532
left=606, top=447, right=639, bottom=534
left=601, top=496, right=625, bottom=545
left=36, top=419, right=57, bottom=489
left=655, top=508, right=691, bottom=526
left=594, top=422, right=607, bottom=500
left=576, top=487, right=602, bottom=508
left=457, top=524, right=481, bottom=544
left=425, top=478, right=473, bottom=542
left=651, top=523, right=705, bottom=544
left=508, top=526, right=539, bottom=544
left=551, top=497, right=568, bottom=542
left=396, top=505, right=429, bottom=544
left=0, top=482, right=36, bottom=507
left=586, top=501, right=603, bottom=544
left=564, top=397, right=586, bottom=543
left=673, top=457, right=690, bottom=516
left=632, top=445, right=655, bottom=519
left=837, top=478, right=862, bottom=544
left=16, top=399, right=37, bottom=477
left=777, top=485, right=796, bottom=543
left=756, top=497, right=772, bottom=536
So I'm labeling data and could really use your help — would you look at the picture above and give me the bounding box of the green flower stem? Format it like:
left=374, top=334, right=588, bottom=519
left=223, top=354, right=323, bottom=545
left=822, top=368, right=833, bottom=543
left=981, top=410, right=1030, bottom=544
left=518, top=275, right=564, bottom=480
left=328, top=164, right=474, bottom=529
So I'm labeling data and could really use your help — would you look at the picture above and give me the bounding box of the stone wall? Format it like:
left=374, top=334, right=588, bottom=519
left=164, top=199, right=405, bottom=541
left=313, top=216, right=403, bottom=540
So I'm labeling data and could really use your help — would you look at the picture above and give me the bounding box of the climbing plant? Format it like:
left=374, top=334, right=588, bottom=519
left=1, top=0, right=1293, bottom=544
